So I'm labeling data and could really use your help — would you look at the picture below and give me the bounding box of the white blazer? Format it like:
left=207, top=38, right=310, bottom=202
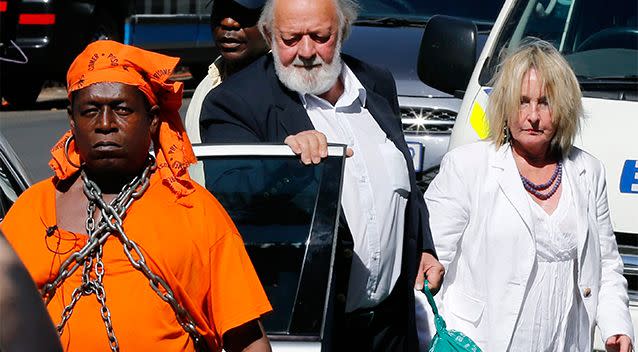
left=423, top=141, right=634, bottom=351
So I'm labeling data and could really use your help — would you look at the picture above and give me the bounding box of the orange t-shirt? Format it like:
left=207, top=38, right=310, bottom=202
left=0, top=172, right=272, bottom=352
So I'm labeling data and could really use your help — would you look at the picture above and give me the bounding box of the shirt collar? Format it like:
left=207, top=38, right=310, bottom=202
left=208, top=56, right=224, bottom=84
left=298, top=61, right=367, bottom=109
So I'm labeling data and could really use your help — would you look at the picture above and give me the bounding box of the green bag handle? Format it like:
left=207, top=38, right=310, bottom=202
left=422, top=280, right=439, bottom=315
left=422, top=280, right=483, bottom=352
left=422, top=280, right=446, bottom=332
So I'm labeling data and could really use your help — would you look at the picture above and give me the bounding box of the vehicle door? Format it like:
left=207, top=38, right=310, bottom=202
left=192, top=144, right=348, bottom=352
left=0, top=132, right=31, bottom=221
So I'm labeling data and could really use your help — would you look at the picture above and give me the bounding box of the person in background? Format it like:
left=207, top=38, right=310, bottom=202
left=184, top=0, right=268, bottom=143
left=200, top=0, right=445, bottom=350
left=0, top=40, right=272, bottom=352
left=0, top=229, right=62, bottom=352
left=423, top=39, right=633, bottom=351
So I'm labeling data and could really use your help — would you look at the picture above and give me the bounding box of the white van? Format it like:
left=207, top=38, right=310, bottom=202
left=417, top=0, right=637, bottom=349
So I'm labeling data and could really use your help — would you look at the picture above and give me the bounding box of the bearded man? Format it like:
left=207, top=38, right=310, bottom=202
left=200, top=0, right=444, bottom=350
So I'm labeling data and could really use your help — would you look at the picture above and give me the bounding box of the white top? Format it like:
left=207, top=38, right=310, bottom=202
left=300, top=63, right=410, bottom=312
left=185, top=57, right=223, bottom=184
left=419, top=142, right=634, bottom=351
left=510, top=173, right=588, bottom=351
left=184, top=57, right=223, bottom=144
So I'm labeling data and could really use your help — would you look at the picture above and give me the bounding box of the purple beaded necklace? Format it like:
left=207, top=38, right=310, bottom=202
left=520, top=162, right=562, bottom=200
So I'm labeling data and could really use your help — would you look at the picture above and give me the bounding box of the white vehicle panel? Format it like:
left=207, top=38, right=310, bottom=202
left=270, top=341, right=321, bottom=352
left=576, top=98, right=638, bottom=234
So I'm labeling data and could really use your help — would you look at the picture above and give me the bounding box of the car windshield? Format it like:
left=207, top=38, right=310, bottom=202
left=483, top=0, right=638, bottom=85
left=357, top=0, right=505, bottom=25
left=194, top=145, right=346, bottom=339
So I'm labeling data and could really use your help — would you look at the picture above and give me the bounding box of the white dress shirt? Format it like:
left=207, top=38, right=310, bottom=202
left=300, top=63, right=410, bottom=312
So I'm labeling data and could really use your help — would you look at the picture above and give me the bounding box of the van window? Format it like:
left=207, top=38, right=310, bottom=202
left=482, top=0, right=638, bottom=87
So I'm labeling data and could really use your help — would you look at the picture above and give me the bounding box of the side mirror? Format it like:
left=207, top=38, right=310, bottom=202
left=417, top=15, right=478, bottom=96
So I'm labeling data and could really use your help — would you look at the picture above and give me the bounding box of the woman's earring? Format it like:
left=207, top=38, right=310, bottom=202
left=503, top=125, right=511, bottom=144
left=64, top=134, right=82, bottom=169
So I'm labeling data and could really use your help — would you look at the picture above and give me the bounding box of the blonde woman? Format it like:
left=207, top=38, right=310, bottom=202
left=423, top=39, right=634, bottom=351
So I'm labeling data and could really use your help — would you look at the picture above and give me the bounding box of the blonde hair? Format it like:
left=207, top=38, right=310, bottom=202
left=487, top=38, right=582, bottom=155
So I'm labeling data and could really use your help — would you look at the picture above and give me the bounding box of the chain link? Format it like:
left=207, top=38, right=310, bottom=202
left=42, top=156, right=204, bottom=351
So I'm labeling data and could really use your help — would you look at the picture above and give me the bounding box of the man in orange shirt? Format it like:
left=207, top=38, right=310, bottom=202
left=0, top=40, right=272, bottom=352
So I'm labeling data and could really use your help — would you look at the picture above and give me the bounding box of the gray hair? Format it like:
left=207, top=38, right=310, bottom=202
left=258, top=0, right=359, bottom=42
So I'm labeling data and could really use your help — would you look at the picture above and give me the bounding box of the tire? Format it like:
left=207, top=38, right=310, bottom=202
left=189, top=64, right=209, bottom=83
left=1, top=75, right=44, bottom=108
left=89, top=10, right=122, bottom=43
left=416, top=167, right=439, bottom=194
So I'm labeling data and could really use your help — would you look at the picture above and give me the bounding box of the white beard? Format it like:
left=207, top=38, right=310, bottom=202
left=272, top=38, right=343, bottom=96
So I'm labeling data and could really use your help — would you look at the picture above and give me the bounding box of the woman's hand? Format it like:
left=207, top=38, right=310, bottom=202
left=605, top=334, right=633, bottom=352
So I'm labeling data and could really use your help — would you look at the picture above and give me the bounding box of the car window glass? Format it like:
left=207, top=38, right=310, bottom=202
left=0, top=158, right=20, bottom=220
left=200, top=154, right=342, bottom=336
left=133, top=0, right=206, bottom=14
left=358, top=0, right=505, bottom=24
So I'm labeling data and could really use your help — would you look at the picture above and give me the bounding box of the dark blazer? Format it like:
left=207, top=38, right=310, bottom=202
left=200, top=53, right=435, bottom=349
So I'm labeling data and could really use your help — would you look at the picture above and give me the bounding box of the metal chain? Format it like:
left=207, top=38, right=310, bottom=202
left=41, top=155, right=205, bottom=350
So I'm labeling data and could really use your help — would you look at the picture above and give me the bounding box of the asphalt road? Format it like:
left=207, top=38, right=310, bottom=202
left=0, top=88, right=192, bottom=182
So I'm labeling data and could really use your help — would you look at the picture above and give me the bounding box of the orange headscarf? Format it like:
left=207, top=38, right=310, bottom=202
left=49, top=40, right=197, bottom=199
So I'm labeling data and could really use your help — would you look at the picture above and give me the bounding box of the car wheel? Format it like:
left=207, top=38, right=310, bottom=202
left=187, top=64, right=209, bottom=88
left=416, top=167, right=439, bottom=194
left=89, top=10, right=122, bottom=42
left=1, top=75, right=44, bottom=108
